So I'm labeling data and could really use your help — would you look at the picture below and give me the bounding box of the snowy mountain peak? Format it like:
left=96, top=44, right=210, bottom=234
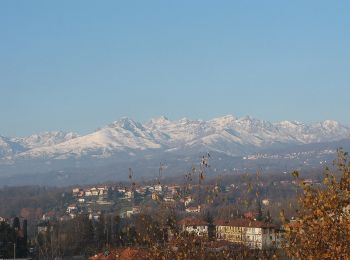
left=110, top=117, right=145, bottom=131
left=320, top=120, right=340, bottom=129
left=0, top=115, right=349, bottom=163
left=278, top=120, right=299, bottom=127
left=178, top=117, right=191, bottom=123
left=13, top=131, right=79, bottom=149
left=147, top=116, right=170, bottom=125
left=209, top=115, right=236, bottom=125
left=156, top=115, right=169, bottom=121
left=236, top=115, right=263, bottom=125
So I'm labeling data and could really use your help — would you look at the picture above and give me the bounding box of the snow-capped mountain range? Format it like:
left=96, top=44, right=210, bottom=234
left=0, top=115, right=349, bottom=186
left=1, top=115, right=349, bottom=162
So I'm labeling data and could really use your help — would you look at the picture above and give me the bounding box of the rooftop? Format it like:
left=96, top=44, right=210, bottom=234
left=214, top=219, right=276, bottom=229
left=178, top=217, right=208, bottom=226
left=89, top=247, right=151, bottom=260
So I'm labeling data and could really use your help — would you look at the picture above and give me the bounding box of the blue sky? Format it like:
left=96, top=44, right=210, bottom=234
left=1, top=1, right=349, bottom=136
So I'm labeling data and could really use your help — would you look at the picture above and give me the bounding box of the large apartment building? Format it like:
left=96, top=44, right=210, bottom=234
left=215, top=219, right=280, bottom=249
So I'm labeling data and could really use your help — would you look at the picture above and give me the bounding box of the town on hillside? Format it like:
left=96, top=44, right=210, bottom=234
left=1, top=165, right=311, bottom=259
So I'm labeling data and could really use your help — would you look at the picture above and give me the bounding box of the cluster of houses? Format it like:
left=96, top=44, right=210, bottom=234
left=65, top=183, right=223, bottom=224
left=66, top=184, right=184, bottom=220
left=72, top=186, right=109, bottom=198
left=72, top=184, right=181, bottom=201
left=72, top=184, right=184, bottom=203
left=178, top=216, right=283, bottom=250
left=66, top=183, right=274, bottom=221
left=35, top=182, right=283, bottom=250
left=0, top=216, right=6, bottom=223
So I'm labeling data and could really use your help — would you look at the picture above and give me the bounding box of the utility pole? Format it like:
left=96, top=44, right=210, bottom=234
left=13, top=242, right=16, bottom=259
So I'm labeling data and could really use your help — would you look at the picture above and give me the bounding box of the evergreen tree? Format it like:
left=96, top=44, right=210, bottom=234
left=12, top=217, right=20, bottom=231
left=0, top=222, right=16, bottom=258
left=205, top=211, right=215, bottom=240
left=265, top=210, right=272, bottom=223
left=96, top=212, right=106, bottom=249
left=256, top=200, right=263, bottom=221
left=18, top=219, right=28, bottom=257
left=75, top=214, right=95, bottom=256
left=113, top=215, right=122, bottom=247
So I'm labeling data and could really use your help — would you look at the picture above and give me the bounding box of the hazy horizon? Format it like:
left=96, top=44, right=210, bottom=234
left=2, top=113, right=350, bottom=138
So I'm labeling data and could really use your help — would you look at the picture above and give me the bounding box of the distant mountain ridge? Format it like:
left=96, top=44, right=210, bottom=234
left=0, top=131, right=79, bottom=159
left=0, top=115, right=349, bottom=186
left=0, top=115, right=349, bottom=162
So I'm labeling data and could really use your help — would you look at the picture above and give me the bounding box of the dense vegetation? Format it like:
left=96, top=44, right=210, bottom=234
left=283, top=149, right=350, bottom=258
left=0, top=217, right=27, bottom=258
left=1, top=151, right=349, bottom=259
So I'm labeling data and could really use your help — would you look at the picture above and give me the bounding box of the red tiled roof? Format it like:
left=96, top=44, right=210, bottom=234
left=214, top=219, right=276, bottom=229
left=285, top=220, right=302, bottom=230
left=46, top=210, right=56, bottom=217
left=244, top=211, right=258, bottom=219
left=178, top=217, right=208, bottom=226
left=89, top=247, right=150, bottom=260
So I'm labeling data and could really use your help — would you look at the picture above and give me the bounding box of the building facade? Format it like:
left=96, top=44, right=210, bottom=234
left=178, top=217, right=208, bottom=237
left=215, top=219, right=279, bottom=249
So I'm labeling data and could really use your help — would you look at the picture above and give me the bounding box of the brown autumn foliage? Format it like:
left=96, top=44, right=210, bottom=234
left=284, top=149, right=350, bottom=259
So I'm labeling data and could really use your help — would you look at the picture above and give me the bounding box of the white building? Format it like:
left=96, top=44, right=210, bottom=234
left=126, top=206, right=141, bottom=218
left=154, top=184, right=162, bottom=192
left=215, top=219, right=279, bottom=249
left=185, top=205, right=201, bottom=213
left=183, top=196, right=193, bottom=207
left=118, top=188, right=126, bottom=193
left=125, top=191, right=134, bottom=199
left=167, top=185, right=180, bottom=194
left=97, top=187, right=108, bottom=196
left=66, top=204, right=77, bottom=214
left=72, top=188, right=80, bottom=196
left=90, top=187, right=99, bottom=196
left=164, top=196, right=175, bottom=202
left=89, top=213, right=100, bottom=221
left=178, top=217, right=208, bottom=237
left=262, top=199, right=270, bottom=206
